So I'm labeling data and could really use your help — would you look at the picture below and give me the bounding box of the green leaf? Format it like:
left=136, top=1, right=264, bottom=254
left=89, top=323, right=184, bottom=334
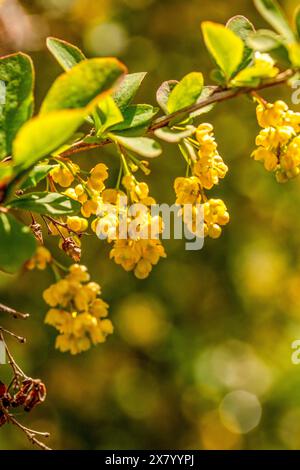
left=167, top=72, right=203, bottom=114
left=247, top=29, right=284, bottom=51
left=47, top=37, right=85, bottom=71
left=40, top=58, right=127, bottom=114
left=109, top=134, right=162, bottom=158
left=20, top=164, right=54, bottom=190
left=0, top=53, right=34, bottom=159
left=226, top=16, right=255, bottom=71
left=156, top=80, right=178, bottom=114
left=111, top=104, right=158, bottom=131
left=111, top=125, right=148, bottom=138
left=247, top=29, right=291, bottom=66
left=154, top=126, right=195, bottom=143
left=210, top=69, right=226, bottom=85
left=13, top=109, right=85, bottom=169
left=202, top=21, right=244, bottom=80
left=113, top=72, right=147, bottom=110
left=190, top=86, right=216, bottom=118
left=8, top=192, right=81, bottom=215
left=295, top=6, right=300, bottom=39
left=97, top=95, right=124, bottom=134
left=0, top=213, right=36, bottom=274
left=253, top=0, right=295, bottom=42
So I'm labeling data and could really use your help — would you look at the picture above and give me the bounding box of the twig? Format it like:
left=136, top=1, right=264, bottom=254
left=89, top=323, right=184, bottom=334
left=0, top=303, right=29, bottom=320
left=0, top=307, right=51, bottom=450
left=0, top=327, right=26, bottom=343
left=44, top=215, right=84, bottom=237
left=6, top=413, right=51, bottom=451
left=0, top=331, right=27, bottom=379
left=59, top=69, right=294, bottom=158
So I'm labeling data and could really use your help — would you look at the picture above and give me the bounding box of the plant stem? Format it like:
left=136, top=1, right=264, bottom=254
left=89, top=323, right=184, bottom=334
left=0, top=303, right=29, bottom=320
left=59, top=69, right=294, bottom=158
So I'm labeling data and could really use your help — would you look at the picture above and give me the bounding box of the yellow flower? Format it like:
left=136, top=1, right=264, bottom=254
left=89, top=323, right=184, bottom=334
left=67, top=216, right=88, bottom=233
left=252, top=147, right=278, bottom=171
left=110, top=240, right=141, bottom=271
left=50, top=163, right=80, bottom=187
left=253, top=99, right=300, bottom=182
left=134, top=259, right=152, bottom=279
left=102, top=188, right=123, bottom=204
left=203, top=199, right=230, bottom=239
left=90, top=163, right=109, bottom=181
left=26, top=246, right=52, bottom=270
left=256, top=100, right=288, bottom=128
left=75, top=184, right=88, bottom=203
left=174, top=177, right=201, bottom=204
left=81, top=198, right=99, bottom=218
left=43, top=264, right=112, bottom=354
left=68, top=264, right=90, bottom=282
left=90, top=298, right=109, bottom=318
left=195, top=123, right=217, bottom=156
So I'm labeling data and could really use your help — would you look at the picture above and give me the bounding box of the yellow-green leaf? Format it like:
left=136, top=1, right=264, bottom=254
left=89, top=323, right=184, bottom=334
left=288, top=42, right=300, bottom=67
left=13, top=109, right=85, bottom=169
left=202, top=21, right=244, bottom=80
left=167, top=72, right=204, bottom=113
left=96, top=95, right=124, bottom=134
left=231, top=52, right=279, bottom=87
left=40, top=58, right=127, bottom=114
left=295, top=6, right=300, bottom=39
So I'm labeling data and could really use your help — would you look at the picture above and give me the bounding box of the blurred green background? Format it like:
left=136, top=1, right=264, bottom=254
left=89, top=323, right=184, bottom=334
left=1, top=0, right=300, bottom=450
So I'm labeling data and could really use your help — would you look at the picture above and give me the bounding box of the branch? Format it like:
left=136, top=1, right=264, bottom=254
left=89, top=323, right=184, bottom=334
left=0, top=303, right=29, bottom=320
left=0, top=306, right=51, bottom=450
left=6, top=413, right=51, bottom=451
left=60, top=69, right=294, bottom=158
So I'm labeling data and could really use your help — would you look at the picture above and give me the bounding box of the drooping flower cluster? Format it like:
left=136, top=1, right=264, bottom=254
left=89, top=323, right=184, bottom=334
left=174, top=123, right=230, bottom=239
left=43, top=264, right=112, bottom=354
left=252, top=100, right=300, bottom=182
left=47, top=162, right=110, bottom=260
left=64, top=162, right=108, bottom=218
left=91, top=176, right=166, bottom=279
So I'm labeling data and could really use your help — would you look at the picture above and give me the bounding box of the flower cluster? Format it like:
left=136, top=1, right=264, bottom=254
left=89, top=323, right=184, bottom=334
left=43, top=264, right=112, bottom=354
left=64, top=162, right=108, bottom=218
left=252, top=100, right=300, bottom=182
left=91, top=176, right=166, bottom=279
left=47, top=162, right=110, bottom=260
left=174, top=123, right=230, bottom=239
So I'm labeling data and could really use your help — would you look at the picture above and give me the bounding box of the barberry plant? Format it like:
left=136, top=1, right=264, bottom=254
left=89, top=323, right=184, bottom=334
left=1, top=0, right=300, bottom=448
